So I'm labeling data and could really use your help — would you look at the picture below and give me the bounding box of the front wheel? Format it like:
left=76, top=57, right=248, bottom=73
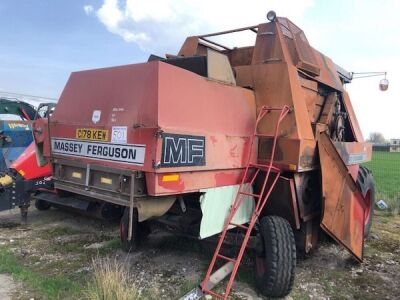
left=34, top=199, right=51, bottom=211
left=254, top=215, right=296, bottom=298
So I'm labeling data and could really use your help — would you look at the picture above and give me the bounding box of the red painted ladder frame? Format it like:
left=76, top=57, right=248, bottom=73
left=201, top=105, right=291, bottom=300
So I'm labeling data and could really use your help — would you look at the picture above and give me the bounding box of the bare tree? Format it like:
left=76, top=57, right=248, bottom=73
left=367, top=132, right=386, bottom=144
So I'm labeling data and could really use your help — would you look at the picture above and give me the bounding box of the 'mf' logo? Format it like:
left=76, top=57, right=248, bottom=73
left=161, top=133, right=205, bottom=167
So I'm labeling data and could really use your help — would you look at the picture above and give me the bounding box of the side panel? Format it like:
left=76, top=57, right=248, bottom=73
left=199, top=184, right=255, bottom=239
left=157, top=62, right=257, bottom=173
left=10, top=142, right=52, bottom=180
left=0, top=121, right=33, bottom=170
left=318, top=131, right=365, bottom=261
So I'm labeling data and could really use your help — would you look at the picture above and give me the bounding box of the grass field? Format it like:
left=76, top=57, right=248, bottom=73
left=363, top=151, right=400, bottom=214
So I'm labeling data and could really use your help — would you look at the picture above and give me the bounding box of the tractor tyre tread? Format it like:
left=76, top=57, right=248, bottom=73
left=34, top=199, right=51, bottom=211
left=254, top=215, right=296, bottom=298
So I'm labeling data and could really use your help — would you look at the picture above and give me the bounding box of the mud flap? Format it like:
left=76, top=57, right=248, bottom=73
left=318, top=131, right=365, bottom=261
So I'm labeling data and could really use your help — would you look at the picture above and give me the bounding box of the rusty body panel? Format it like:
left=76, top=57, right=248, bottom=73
left=318, top=132, right=365, bottom=260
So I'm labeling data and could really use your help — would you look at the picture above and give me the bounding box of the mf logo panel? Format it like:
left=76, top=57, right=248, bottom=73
left=161, top=133, right=205, bottom=167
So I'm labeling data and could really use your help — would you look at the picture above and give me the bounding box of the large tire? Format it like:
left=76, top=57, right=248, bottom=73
left=254, top=216, right=296, bottom=298
left=34, top=199, right=51, bottom=211
left=356, top=166, right=375, bottom=238
left=119, top=207, right=141, bottom=252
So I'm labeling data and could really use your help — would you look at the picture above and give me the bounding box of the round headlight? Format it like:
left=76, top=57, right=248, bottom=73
left=267, top=10, right=277, bottom=22
left=379, top=78, right=389, bottom=91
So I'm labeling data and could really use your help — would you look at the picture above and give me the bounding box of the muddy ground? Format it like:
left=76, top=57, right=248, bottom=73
left=0, top=207, right=399, bottom=300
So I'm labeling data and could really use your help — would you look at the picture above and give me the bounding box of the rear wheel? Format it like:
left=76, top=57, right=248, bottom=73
left=119, top=207, right=141, bottom=252
left=356, top=166, right=375, bottom=237
left=254, top=216, right=296, bottom=298
left=34, top=199, right=51, bottom=211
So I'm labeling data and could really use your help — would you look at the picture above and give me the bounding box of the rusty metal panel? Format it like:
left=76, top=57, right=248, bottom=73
left=258, top=137, right=317, bottom=172
left=312, top=50, right=344, bottom=92
left=252, top=22, right=284, bottom=65
left=226, top=46, right=254, bottom=67
left=318, top=131, right=365, bottom=261
left=178, top=37, right=202, bottom=56
left=299, top=77, right=320, bottom=123
left=278, top=17, right=320, bottom=76
left=234, top=65, right=254, bottom=88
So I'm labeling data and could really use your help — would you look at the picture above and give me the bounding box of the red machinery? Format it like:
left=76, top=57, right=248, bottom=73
left=0, top=103, right=55, bottom=219
left=22, top=12, right=375, bottom=299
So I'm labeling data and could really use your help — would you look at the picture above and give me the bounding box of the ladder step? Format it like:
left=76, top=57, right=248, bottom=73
left=249, top=163, right=280, bottom=172
left=230, top=222, right=248, bottom=230
left=238, top=191, right=260, bottom=198
left=262, top=107, right=286, bottom=111
left=217, top=254, right=236, bottom=263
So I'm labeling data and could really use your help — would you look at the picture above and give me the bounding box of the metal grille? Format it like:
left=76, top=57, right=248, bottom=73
left=364, top=144, right=400, bottom=214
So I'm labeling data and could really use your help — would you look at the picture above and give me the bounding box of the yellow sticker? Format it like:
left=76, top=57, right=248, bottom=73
left=100, top=177, right=113, bottom=185
left=76, top=128, right=108, bottom=141
left=162, top=174, right=180, bottom=182
left=8, top=123, right=29, bottom=129
left=72, top=172, right=82, bottom=179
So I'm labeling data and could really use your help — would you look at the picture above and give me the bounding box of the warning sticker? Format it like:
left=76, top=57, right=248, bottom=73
left=111, top=126, right=127, bottom=143
left=51, top=138, right=145, bottom=165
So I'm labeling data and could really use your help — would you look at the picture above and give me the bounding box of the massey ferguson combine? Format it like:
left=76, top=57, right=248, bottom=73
left=3, top=12, right=375, bottom=299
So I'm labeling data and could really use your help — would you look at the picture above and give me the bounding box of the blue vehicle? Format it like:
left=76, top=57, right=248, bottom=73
left=0, top=98, right=37, bottom=171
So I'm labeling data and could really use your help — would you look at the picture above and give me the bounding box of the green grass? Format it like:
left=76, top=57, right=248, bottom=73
left=364, top=151, right=400, bottom=213
left=0, top=247, right=83, bottom=299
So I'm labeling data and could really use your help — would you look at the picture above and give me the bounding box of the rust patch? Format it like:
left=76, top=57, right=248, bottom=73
left=299, top=146, right=317, bottom=169
left=258, top=138, right=284, bottom=161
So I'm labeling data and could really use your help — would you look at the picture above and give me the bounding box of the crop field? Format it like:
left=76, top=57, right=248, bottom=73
left=363, top=151, right=400, bottom=214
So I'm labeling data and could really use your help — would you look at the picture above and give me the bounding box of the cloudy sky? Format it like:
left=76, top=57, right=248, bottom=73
left=0, top=0, right=398, bottom=138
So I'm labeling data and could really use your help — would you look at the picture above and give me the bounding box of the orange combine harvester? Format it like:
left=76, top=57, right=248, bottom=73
left=1, top=11, right=375, bottom=299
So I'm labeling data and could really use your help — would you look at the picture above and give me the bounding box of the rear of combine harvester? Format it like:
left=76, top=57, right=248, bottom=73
left=32, top=12, right=375, bottom=299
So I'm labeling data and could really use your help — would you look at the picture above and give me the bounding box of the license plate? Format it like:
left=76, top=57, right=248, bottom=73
left=76, top=128, right=108, bottom=141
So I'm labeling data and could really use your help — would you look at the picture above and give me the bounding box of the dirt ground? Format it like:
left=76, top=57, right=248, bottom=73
left=0, top=206, right=399, bottom=300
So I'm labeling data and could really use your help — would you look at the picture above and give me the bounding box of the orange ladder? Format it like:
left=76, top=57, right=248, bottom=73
left=201, top=105, right=291, bottom=300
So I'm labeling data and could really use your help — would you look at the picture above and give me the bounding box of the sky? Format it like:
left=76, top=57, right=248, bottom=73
left=0, top=0, right=398, bottom=139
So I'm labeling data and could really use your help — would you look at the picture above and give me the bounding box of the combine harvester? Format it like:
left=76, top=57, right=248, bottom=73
left=1, top=12, right=376, bottom=299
